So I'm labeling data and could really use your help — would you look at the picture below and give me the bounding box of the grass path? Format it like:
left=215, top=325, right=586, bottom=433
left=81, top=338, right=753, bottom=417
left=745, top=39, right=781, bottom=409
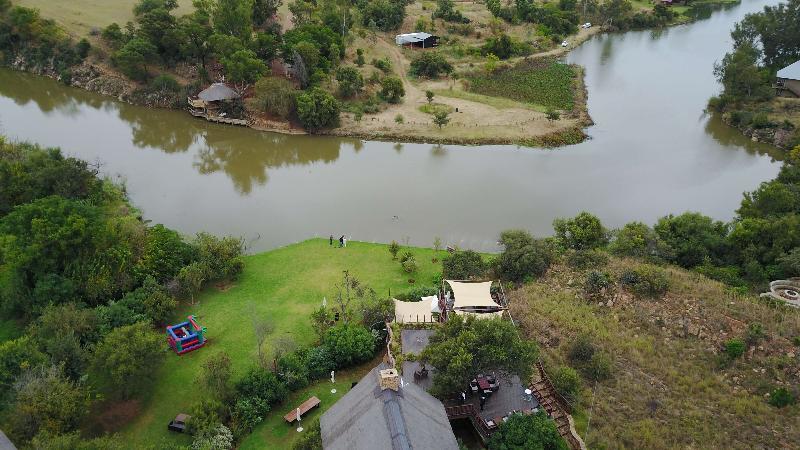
left=119, top=239, right=447, bottom=448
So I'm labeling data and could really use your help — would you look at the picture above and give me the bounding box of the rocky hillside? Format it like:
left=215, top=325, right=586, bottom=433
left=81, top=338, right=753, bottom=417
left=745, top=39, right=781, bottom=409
left=510, top=256, right=800, bottom=449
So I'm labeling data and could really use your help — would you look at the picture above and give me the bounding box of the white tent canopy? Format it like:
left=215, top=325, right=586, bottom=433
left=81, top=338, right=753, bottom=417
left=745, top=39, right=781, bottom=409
left=445, top=280, right=499, bottom=310
left=394, top=299, right=434, bottom=323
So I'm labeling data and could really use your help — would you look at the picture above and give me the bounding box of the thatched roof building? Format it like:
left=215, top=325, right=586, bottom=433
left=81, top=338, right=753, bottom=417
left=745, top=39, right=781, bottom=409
left=197, top=83, right=240, bottom=102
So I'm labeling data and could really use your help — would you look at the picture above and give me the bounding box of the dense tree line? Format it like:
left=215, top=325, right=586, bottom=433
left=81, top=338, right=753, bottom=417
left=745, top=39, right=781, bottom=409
left=0, top=139, right=245, bottom=448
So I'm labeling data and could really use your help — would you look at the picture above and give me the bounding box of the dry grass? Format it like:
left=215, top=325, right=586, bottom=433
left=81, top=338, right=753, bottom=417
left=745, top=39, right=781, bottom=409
left=14, top=0, right=194, bottom=37
left=510, top=256, right=800, bottom=449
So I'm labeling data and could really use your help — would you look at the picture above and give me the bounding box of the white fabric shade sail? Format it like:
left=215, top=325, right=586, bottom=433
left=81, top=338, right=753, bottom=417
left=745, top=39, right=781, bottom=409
left=445, top=280, right=501, bottom=310
left=393, top=299, right=434, bottom=323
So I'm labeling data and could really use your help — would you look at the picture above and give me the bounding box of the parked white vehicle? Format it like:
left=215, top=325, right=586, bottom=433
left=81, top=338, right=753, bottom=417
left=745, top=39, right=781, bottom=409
left=561, top=40, right=569, bottom=47
left=582, top=22, right=592, bottom=28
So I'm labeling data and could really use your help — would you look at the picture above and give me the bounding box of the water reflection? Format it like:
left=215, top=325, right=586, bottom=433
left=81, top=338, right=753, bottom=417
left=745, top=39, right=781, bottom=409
left=0, top=0, right=786, bottom=252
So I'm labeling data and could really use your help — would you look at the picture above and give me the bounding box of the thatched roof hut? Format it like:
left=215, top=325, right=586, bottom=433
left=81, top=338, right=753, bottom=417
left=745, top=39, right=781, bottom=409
left=197, top=83, right=240, bottom=102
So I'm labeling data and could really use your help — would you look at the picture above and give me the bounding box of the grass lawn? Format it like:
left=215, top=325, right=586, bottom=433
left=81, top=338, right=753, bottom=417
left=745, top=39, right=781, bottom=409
left=13, top=0, right=194, bottom=37
left=119, top=239, right=448, bottom=448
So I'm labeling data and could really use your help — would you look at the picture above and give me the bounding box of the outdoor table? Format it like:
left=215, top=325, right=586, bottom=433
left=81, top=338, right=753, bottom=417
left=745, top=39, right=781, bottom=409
left=477, top=378, right=490, bottom=391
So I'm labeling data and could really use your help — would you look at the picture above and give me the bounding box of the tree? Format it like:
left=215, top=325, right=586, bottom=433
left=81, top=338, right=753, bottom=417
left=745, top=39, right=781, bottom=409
left=426, top=90, right=434, bottom=103
left=654, top=212, right=728, bottom=268
left=6, top=366, right=90, bottom=444
left=235, top=366, right=289, bottom=406
left=609, top=221, right=673, bottom=262
left=380, top=76, right=405, bottom=103
left=442, top=250, right=486, bottom=279
left=553, top=212, right=609, bottom=250
left=551, top=366, right=580, bottom=401
left=409, top=52, right=453, bottom=78
left=222, top=49, right=268, bottom=95
left=420, top=315, right=538, bottom=397
left=194, top=232, right=245, bottom=281
left=177, top=262, right=207, bottom=305
left=0, top=336, right=46, bottom=395
left=296, top=88, right=341, bottom=131
left=731, top=0, right=800, bottom=70
left=355, top=48, right=365, bottom=66
left=389, top=240, right=400, bottom=259
left=253, top=76, right=296, bottom=119
left=362, top=0, right=406, bottom=31
left=213, top=0, right=253, bottom=41
left=487, top=411, right=568, bottom=450
left=322, top=323, right=375, bottom=368
left=433, top=110, right=451, bottom=129
left=178, top=11, right=213, bottom=68
left=134, top=224, right=194, bottom=283
left=335, top=66, right=364, bottom=98
left=600, top=0, right=633, bottom=27
left=497, top=230, right=553, bottom=282
left=253, top=0, right=282, bottom=26
left=713, top=43, right=771, bottom=100
left=199, top=351, right=233, bottom=402
left=113, top=38, right=158, bottom=81
left=90, top=321, right=164, bottom=399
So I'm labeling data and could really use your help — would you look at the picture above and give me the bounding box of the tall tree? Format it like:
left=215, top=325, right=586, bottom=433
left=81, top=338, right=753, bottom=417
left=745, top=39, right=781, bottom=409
left=90, top=321, right=164, bottom=399
left=214, top=0, right=254, bottom=41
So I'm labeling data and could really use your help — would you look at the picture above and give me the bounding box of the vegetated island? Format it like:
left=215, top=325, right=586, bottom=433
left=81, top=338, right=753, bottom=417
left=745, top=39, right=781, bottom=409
left=709, top=0, right=800, bottom=154
left=2, top=0, right=736, bottom=147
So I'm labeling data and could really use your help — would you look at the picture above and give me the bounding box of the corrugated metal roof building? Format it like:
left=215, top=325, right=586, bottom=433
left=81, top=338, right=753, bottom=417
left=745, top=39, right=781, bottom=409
left=776, top=60, right=800, bottom=97
left=395, top=32, right=439, bottom=48
left=320, top=363, right=459, bottom=450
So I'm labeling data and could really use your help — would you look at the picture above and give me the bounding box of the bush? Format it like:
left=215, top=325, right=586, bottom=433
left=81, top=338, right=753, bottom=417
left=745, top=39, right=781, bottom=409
left=322, top=323, right=376, bottom=368
left=583, top=271, right=612, bottom=298
left=194, top=233, right=245, bottom=282
left=235, top=366, right=289, bottom=407
left=372, top=57, right=392, bottom=73
left=545, top=108, right=560, bottom=121
left=654, top=212, right=728, bottom=268
left=191, top=424, right=233, bottom=450
left=768, top=387, right=796, bottom=408
left=395, top=285, right=439, bottom=301
left=362, top=0, right=406, bottom=31
left=187, top=398, right=225, bottom=436
left=496, top=230, right=553, bottom=282
left=90, top=321, right=164, bottom=399
left=296, top=88, right=341, bottom=130
left=442, top=250, right=486, bottom=279
left=481, top=33, right=530, bottom=60
left=724, top=338, right=746, bottom=360
left=620, top=266, right=669, bottom=298
left=303, top=346, right=337, bottom=380
left=610, top=221, right=674, bottom=262
left=553, top=212, right=609, bottom=250
left=566, top=249, right=609, bottom=270
left=409, top=52, right=453, bottom=78
left=488, top=411, right=568, bottom=450
left=335, top=66, right=364, bottom=98
left=230, top=397, right=269, bottom=437
left=253, top=77, right=297, bottom=119
left=292, top=419, right=322, bottom=450
left=582, top=353, right=613, bottom=381
left=402, top=257, right=418, bottom=273
left=745, top=323, right=765, bottom=346
left=551, top=366, right=581, bottom=401
left=777, top=247, right=800, bottom=277
left=355, top=48, right=365, bottom=66
left=389, top=240, right=400, bottom=259
left=379, top=76, right=405, bottom=103
left=149, top=74, right=180, bottom=93
left=567, top=335, right=595, bottom=364
left=277, top=352, right=310, bottom=390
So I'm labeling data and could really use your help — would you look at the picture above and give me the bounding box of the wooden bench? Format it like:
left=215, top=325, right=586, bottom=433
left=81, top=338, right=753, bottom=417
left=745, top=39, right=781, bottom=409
left=284, top=396, right=321, bottom=423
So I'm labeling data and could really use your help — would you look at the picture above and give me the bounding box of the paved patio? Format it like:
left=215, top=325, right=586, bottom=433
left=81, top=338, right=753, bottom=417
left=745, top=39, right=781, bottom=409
left=401, top=329, right=434, bottom=355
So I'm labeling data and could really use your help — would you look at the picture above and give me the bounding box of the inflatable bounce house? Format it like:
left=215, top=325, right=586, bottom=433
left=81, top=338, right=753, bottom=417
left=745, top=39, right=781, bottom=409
left=166, top=315, right=207, bottom=355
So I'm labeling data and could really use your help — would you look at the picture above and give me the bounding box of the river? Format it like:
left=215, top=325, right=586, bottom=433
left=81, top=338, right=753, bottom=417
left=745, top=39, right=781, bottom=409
left=0, top=0, right=783, bottom=252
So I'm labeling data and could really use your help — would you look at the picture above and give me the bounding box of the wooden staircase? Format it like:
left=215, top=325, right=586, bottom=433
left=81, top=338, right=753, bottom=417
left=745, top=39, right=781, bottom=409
left=530, top=361, right=587, bottom=450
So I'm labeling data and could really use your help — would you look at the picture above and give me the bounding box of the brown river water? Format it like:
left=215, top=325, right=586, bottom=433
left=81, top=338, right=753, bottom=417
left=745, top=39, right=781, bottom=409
left=0, top=0, right=783, bottom=252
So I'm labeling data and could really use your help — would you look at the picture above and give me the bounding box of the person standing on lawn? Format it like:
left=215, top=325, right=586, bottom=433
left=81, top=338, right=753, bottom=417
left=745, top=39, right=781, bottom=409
left=330, top=235, right=334, bottom=246
left=339, top=235, right=344, bottom=247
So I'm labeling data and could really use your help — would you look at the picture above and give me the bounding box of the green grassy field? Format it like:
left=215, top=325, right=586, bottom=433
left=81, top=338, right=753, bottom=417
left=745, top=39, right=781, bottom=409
left=13, top=0, right=194, bottom=37
left=466, top=59, right=577, bottom=111
left=119, top=239, right=447, bottom=448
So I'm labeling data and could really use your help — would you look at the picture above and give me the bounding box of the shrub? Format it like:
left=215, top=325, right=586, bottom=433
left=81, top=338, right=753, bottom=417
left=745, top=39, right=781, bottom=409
left=149, top=74, right=180, bottom=93
left=567, top=335, right=595, bottom=364
left=778, top=247, right=800, bottom=277
left=380, top=76, right=405, bottom=103
left=235, top=367, right=289, bottom=406
left=394, top=113, right=404, bottom=124
left=396, top=285, right=439, bottom=301
left=488, top=411, right=568, bottom=450
left=583, top=271, right=612, bottom=298
left=433, top=110, right=450, bottom=128
left=399, top=251, right=414, bottom=264
left=296, top=88, right=341, bottom=130
left=582, top=353, right=613, bottom=381
left=335, top=66, right=364, bottom=98
left=355, top=48, right=365, bottom=66
left=620, top=266, right=669, bottom=298
left=610, top=221, right=674, bottom=262
left=553, top=212, right=609, bottom=250
left=481, top=33, right=529, bottom=60
left=292, top=419, right=322, bottom=450
left=276, top=352, right=310, bottom=390
left=496, top=230, right=553, bottom=282
left=194, top=233, right=245, bottom=282
left=566, top=249, right=609, bottom=270
left=768, top=387, right=796, bottom=408
left=546, top=108, right=560, bottom=121
left=402, top=257, right=418, bottom=273
left=745, top=323, right=765, bottom=346
left=426, top=90, right=434, bottom=103
left=551, top=366, right=581, bottom=401
left=362, top=0, right=406, bottom=31
left=724, top=338, right=746, bottom=360
left=253, top=77, right=296, bottom=119
left=303, top=346, right=336, bottom=379
left=654, top=212, right=728, bottom=268
left=187, top=398, right=225, bottom=436
left=372, top=57, right=392, bottom=73
left=90, top=321, right=164, bottom=399
left=442, top=250, right=486, bottom=279
left=230, top=397, right=268, bottom=437
left=322, top=323, right=376, bottom=368
left=191, top=424, right=233, bottom=450
left=389, top=241, right=400, bottom=259
left=409, top=52, right=453, bottom=78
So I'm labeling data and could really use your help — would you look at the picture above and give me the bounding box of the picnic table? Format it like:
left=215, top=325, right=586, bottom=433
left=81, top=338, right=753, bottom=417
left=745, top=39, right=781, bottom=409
left=477, top=377, right=490, bottom=391
left=284, top=396, right=321, bottom=423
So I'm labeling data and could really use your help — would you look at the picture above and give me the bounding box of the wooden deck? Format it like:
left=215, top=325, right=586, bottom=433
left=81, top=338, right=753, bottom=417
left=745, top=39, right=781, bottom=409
left=188, top=109, right=249, bottom=126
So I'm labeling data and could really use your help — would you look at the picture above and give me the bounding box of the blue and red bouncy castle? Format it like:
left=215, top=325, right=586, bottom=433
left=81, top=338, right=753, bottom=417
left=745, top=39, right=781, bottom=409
left=166, top=315, right=207, bottom=355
